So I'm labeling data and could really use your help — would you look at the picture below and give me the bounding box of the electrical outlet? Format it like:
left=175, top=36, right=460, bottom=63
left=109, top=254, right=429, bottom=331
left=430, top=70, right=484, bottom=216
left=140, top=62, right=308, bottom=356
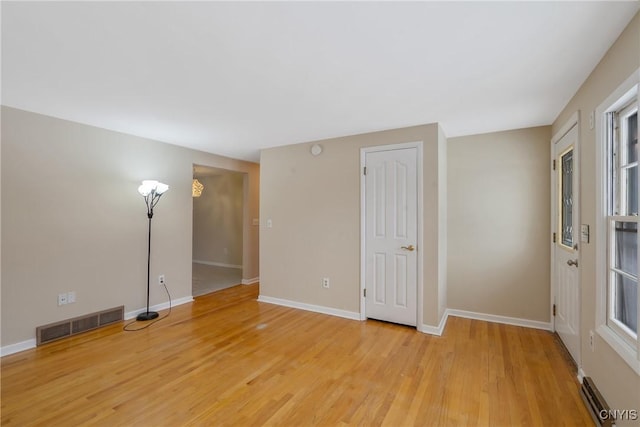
left=158, top=274, right=165, bottom=286
left=589, top=330, right=595, bottom=351
left=67, top=291, right=76, bottom=303
left=322, top=277, right=330, bottom=288
left=58, top=293, right=68, bottom=306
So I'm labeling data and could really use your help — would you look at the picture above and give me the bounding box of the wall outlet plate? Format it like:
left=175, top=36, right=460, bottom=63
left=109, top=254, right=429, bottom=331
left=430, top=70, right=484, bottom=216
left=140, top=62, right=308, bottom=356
left=158, top=275, right=165, bottom=285
left=58, top=293, right=68, bottom=306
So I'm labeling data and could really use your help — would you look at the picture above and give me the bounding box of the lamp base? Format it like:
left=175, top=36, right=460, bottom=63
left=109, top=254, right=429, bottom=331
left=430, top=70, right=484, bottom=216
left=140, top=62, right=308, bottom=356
left=136, top=311, right=159, bottom=321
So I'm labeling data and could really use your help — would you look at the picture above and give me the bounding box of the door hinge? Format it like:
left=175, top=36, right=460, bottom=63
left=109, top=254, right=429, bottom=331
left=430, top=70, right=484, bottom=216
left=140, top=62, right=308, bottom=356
left=363, top=166, right=367, bottom=175
left=553, top=159, right=556, bottom=170
left=553, top=232, right=557, bottom=243
left=363, top=289, right=366, bottom=297
left=553, top=304, right=556, bottom=316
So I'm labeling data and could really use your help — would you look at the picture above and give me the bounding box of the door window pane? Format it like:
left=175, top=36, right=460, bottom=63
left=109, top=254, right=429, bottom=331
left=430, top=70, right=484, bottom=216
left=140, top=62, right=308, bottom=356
left=561, top=149, right=573, bottom=247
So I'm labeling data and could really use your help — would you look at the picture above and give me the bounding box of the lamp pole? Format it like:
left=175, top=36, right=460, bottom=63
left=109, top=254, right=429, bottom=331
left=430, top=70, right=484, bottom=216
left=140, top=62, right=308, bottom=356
left=136, top=180, right=168, bottom=321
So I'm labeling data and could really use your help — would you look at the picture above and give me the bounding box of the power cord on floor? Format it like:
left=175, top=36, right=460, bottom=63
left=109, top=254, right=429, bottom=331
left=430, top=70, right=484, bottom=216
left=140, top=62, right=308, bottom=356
left=123, top=282, right=173, bottom=332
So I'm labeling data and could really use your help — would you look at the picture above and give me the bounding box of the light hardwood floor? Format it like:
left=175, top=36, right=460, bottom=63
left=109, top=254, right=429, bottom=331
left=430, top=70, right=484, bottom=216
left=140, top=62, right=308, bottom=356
left=2, top=284, right=593, bottom=426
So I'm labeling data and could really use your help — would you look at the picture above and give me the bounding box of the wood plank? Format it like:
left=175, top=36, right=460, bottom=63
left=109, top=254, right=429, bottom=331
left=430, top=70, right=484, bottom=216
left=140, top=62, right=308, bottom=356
left=1, top=284, right=593, bottom=426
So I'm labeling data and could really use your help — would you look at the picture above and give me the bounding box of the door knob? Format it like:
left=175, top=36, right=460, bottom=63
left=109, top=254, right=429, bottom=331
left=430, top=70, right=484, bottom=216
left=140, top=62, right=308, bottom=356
left=567, top=259, right=579, bottom=267
left=401, top=245, right=415, bottom=251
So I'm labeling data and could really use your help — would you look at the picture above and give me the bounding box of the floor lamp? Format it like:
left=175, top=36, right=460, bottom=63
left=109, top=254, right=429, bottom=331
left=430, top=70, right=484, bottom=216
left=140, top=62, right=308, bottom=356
left=137, top=180, right=169, bottom=321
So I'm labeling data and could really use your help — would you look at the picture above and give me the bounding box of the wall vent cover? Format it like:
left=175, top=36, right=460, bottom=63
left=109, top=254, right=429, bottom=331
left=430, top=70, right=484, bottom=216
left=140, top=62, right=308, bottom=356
left=36, top=306, right=124, bottom=346
left=580, top=376, right=613, bottom=427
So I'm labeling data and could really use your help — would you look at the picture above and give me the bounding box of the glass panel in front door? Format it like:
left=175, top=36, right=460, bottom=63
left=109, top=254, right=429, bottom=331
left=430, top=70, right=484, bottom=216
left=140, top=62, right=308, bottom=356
left=561, top=148, right=574, bottom=248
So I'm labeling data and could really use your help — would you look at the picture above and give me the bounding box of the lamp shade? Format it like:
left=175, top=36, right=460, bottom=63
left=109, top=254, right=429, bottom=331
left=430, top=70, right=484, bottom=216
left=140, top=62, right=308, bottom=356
left=155, top=183, right=169, bottom=194
left=138, top=180, right=169, bottom=196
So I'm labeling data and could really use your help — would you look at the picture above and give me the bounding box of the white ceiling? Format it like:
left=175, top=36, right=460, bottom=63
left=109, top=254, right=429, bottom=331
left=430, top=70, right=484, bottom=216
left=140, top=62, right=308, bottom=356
left=2, top=2, right=638, bottom=162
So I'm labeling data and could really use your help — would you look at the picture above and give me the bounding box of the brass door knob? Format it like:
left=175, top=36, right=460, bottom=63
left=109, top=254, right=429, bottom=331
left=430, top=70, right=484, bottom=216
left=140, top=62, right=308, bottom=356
left=401, top=245, right=415, bottom=251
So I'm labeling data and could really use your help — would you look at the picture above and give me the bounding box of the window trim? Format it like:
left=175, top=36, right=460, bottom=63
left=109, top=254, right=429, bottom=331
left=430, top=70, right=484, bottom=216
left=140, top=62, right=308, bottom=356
left=595, top=68, right=640, bottom=375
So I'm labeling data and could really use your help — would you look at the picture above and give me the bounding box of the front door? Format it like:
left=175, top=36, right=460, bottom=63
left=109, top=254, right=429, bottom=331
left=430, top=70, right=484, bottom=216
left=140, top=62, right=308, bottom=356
left=554, top=124, right=581, bottom=364
left=364, top=147, right=418, bottom=326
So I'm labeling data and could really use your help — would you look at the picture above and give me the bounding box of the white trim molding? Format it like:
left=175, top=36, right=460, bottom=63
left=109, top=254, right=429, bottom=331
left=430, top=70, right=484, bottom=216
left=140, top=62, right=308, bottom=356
left=551, top=111, right=580, bottom=144
left=125, top=296, right=194, bottom=320
left=420, top=311, right=449, bottom=336
left=241, top=277, right=259, bottom=285
left=577, top=368, right=587, bottom=383
left=597, top=325, right=640, bottom=375
left=1, top=339, right=37, bottom=357
left=193, top=260, right=242, bottom=269
left=446, top=309, right=552, bottom=331
left=257, top=295, right=360, bottom=321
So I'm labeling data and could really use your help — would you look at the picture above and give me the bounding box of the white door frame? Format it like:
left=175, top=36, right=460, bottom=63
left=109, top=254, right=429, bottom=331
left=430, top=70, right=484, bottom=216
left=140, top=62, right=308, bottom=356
left=360, top=141, right=424, bottom=327
left=550, top=112, right=581, bottom=365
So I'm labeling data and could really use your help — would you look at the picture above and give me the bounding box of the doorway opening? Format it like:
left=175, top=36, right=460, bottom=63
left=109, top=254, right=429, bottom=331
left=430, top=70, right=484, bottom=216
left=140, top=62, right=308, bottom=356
left=192, top=165, right=246, bottom=296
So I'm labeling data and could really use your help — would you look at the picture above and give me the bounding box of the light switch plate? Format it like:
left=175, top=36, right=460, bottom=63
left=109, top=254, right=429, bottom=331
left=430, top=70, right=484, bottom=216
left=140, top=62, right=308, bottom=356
left=581, top=224, right=590, bottom=243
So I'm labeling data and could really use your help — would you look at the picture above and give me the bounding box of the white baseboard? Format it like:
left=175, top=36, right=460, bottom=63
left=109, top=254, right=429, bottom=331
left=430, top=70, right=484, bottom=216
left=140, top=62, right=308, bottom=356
left=242, top=277, right=259, bottom=285
left=193, top=260, right=242, bottom=269
left=577, top=367, right=586, bottom=383
left=420, top=311, right=449, bottom=336
left=418, top=308, right=552, bottom=338
left=0, top=302, right=553, bottom=358
left=1, top=297, right=195, bottom=358
left=257, top=295, right=360, bottom=321
left=1, top=339, right=37, bottom=357
left=125, top=296, right=194, bottom=320
left=446, top=308, right=552, bottom=331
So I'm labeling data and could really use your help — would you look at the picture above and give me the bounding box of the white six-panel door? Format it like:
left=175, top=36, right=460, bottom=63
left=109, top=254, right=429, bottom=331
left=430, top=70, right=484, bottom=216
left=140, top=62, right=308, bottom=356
left=364, top=147, right=418, bottom=326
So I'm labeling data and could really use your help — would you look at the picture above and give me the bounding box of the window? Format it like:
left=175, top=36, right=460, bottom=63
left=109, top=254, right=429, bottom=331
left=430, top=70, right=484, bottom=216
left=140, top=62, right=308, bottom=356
left=608, top=100, right=638, bottom=344
left=596, top=69, right=640, bottom=374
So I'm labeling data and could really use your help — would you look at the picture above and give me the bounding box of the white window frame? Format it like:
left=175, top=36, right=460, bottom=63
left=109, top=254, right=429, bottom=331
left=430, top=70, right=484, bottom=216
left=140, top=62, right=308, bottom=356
left=595, top=68, right=640, bottom=375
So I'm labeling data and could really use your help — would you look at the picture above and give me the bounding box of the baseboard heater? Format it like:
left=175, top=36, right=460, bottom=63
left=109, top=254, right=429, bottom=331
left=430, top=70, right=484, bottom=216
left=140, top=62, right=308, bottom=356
left=36, top=306, right=124, bottom=346
left=581, top=376, right=614, bottom=427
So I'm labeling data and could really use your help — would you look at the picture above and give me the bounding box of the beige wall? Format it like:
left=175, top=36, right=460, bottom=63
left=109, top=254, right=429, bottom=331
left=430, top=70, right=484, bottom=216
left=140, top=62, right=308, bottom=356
left=447, top=126, right=551, bottom=322
left=192, top=172, right=244, bottom=267
left=551, top=12, right=639, bottom=422
left=260, top=124, right=446, bottom=327
left=1, top=106, right=260, bottom=347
